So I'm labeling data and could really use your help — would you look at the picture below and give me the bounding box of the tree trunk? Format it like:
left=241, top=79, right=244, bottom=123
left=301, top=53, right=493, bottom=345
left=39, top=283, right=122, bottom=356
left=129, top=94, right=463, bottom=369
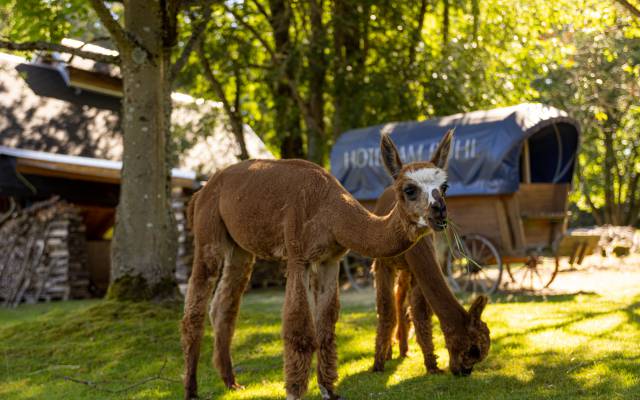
left=269, top=0, right=304, bottom=159
left=332, top=0, right=367, bottom=137
left=108, top=1, right=178, bottom=300
left=603, top=129, right=616, bottom=225
left=306, top=0, right=328, bottom=165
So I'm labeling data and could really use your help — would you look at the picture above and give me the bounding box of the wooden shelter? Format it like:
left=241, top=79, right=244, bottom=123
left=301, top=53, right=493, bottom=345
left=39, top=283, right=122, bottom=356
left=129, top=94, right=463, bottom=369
left=0, top=44, right=273, bottom=302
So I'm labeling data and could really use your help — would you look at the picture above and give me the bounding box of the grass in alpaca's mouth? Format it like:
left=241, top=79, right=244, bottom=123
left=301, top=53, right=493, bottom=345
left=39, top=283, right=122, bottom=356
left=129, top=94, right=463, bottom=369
left=441, top=217, right=484, bottom=271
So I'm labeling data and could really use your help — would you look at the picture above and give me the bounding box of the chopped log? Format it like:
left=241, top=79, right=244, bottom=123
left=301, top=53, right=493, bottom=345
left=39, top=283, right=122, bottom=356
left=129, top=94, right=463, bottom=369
left=0, top=197, right=90, bottom=306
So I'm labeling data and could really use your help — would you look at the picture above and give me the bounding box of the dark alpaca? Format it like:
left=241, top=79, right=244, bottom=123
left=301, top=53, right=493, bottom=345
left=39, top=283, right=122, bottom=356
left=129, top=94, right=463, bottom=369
left=180, top=131, right=454, bottom=399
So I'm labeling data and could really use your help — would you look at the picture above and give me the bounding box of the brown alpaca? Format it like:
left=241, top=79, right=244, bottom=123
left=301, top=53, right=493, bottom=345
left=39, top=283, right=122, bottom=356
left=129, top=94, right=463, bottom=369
left=371, top=188, right=490, bottom=376
left=180, top=131, right=454, bottom=400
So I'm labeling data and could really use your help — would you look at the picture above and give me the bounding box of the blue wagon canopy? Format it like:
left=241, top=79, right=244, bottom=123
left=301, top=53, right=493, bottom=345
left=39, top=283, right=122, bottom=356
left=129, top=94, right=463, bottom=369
left=330, top=103, right=580, bottom=200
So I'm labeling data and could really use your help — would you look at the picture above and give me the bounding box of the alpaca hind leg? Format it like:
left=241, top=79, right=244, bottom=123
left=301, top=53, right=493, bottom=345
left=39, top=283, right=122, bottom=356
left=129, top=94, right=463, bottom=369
left=210, top=245, right=255, bottom=389
left=372, top=259, right=397, bottom=372
left=409, top=282, right=443, bottom=374
left=315, top=260, right=342, bottom=400
left=395, top=270, right=412, bottom=358
left=181, top=247, right=223, bottom=399
left=283, top=259, right=316, bottom=399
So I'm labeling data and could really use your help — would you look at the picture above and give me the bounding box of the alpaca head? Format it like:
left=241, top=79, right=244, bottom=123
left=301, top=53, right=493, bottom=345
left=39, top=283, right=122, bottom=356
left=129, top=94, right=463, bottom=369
left=446, top=295, right=490, bottom=376
left=380, top=129, right=453, bottom=234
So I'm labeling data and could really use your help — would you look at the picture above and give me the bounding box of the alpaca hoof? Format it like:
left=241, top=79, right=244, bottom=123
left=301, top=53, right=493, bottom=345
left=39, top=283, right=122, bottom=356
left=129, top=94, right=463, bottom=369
left=224, top=379, right=244, bottom=390
left=184, top=385, right=199, bottom=399
left=319, top=384, right=344, bottom=400
left=372, top=362, right=385, bottom=372
left=427, top=366, right=444, bottom=375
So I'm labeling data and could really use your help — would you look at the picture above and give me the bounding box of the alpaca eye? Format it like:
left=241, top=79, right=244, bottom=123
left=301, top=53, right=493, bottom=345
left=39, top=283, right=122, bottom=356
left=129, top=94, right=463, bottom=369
left=441, top=182, right=449, bottom=195
left=403, top=185, right=418, bottom=200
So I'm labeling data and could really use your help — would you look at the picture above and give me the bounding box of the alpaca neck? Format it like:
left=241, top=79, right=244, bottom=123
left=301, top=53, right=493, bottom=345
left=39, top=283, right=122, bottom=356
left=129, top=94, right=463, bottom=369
left=404, top=237, right=468, bottom=332
left=328, top=192, right=416, bottom=259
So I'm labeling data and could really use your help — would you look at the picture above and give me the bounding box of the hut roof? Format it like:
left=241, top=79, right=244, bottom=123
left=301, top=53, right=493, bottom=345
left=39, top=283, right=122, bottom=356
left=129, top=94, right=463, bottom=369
left=0, top=47, right=273, bottom=183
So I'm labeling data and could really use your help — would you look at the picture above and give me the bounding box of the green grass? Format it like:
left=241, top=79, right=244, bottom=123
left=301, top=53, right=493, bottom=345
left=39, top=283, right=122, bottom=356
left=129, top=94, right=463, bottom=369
left=1, top=287, right=639, bottom=400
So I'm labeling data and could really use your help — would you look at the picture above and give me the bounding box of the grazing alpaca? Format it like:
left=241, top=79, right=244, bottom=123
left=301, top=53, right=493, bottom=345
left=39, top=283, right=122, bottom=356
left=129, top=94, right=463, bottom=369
left=371, top=188, right=490, bottom=376
left=181, top=131, right=454, bottom=400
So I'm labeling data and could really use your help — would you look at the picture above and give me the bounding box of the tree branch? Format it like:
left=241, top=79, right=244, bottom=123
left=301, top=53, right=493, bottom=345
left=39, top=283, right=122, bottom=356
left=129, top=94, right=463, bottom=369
left=614, top=0, right=640, bottom=18
left=408, top=0, right=427, bottom=66
left=197, top=42, right=249, bottom=160
left=60, top=359, right=180, bottom=394
left=0, top=40, right=119, bottom=64
left=250, top=0, right=271, bottom=20
left=167, top=0, right=183, bottom=43
left=170, top=1, right=214, bottom=80
left=87, top=0, right=131, bottom=49
left=224, top=3, right=277, bottom=59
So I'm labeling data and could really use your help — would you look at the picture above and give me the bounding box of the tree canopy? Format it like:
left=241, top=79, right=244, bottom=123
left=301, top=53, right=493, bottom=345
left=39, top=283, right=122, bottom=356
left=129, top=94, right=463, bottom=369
left=1, top=0, right=640, bottom=230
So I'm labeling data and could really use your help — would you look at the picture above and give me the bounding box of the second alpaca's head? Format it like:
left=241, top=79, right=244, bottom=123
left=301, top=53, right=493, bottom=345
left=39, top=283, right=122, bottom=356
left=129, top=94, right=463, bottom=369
left=380, top=129, right=453, bottom=236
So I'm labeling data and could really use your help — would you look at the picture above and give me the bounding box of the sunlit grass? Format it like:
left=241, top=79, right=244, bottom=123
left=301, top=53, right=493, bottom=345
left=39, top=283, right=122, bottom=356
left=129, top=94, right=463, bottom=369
left=1, top=286, right=639, bottom=399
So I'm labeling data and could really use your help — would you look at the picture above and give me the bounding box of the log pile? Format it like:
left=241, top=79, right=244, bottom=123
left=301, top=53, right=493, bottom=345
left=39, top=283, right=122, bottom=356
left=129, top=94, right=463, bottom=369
left=173, top=197, right=193, bottom=295
left=0, top=197, right=90, bottom=306
left=571, top=225, right=639, bottom=256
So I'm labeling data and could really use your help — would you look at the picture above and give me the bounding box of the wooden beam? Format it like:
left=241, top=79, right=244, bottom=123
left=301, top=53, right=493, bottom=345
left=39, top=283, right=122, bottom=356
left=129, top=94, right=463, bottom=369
left=16, top=159, right=195, bottom=188
left=522, top=139, right=531, bottom=184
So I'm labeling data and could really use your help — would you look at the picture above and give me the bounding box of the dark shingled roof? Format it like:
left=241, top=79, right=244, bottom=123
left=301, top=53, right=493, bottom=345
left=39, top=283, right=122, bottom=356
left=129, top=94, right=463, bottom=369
left=0, top=52, right=272, bottom=176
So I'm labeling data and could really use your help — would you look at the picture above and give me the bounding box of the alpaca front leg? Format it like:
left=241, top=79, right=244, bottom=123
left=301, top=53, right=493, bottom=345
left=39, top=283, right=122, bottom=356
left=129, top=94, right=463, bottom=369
left=283, top=260, right=316, bottom=399
left=372, top=260, right=397, bottom=372
left=181, top=251, right=221, bottom=400
left=210, top=247, right=255, bottom=389
left=315, top=260, right=342, bottom=400
left=409, top=283, right=443, bottom=374
left=395, top=270, right=412, bottom=358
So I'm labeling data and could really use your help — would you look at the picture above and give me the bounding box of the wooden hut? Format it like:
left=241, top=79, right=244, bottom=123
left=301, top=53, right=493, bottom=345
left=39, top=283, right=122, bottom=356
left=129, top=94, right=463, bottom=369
left=0, top=43, right=273, bottom=303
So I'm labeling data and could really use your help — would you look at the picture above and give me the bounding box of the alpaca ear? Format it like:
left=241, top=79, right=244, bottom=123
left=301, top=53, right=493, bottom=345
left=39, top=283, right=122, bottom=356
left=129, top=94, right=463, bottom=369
left=380, top=133, right=403, bottom=180
left=430, top=129, right=454, bottom=170
left=469, top=295, right=488, bottom=320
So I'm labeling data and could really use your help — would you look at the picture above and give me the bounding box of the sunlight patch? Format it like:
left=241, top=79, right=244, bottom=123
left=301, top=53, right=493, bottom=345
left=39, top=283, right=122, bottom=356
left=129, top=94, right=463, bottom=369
left=572, top=362, right=633, bottom=391
left=223, top=380, right=283, bottom=399
left=527, top=330, right=587, bottom=351
left=569, top=312, right=625, bottom=337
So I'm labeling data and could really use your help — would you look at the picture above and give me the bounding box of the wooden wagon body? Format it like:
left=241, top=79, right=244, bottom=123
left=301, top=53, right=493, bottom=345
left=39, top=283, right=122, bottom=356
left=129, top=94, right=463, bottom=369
left=446, top=183, right=570, bottom=261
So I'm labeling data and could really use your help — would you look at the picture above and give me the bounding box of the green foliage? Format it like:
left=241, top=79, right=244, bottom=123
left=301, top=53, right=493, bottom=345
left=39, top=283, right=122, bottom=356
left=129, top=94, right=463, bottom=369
left=1, top=288, right=640, bottom=399
left=2, top=0, right=640, bottom=222
left=0, top=0, right=104, bottom=45
left=533, top=5, right=640, bottom=225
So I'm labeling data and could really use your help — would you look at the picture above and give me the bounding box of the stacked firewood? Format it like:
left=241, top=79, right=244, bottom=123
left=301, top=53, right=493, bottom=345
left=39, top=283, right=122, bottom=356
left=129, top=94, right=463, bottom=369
left=173, top=197, right=193, bottom=296
left=0, top=197, right=90, bottom=306
left=571, top=225, right=639, bottom=256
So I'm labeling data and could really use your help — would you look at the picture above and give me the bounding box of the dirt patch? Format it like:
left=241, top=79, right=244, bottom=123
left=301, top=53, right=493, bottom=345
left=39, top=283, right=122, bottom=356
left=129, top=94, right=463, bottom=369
left=541, top=254, right=640, bottom=297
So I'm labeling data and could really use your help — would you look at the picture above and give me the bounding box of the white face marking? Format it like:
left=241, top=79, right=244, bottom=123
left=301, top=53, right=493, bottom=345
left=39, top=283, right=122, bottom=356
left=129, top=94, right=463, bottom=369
left=405, top=168, right=448, bottom=205
left=417, top=216, right=429, bottom=227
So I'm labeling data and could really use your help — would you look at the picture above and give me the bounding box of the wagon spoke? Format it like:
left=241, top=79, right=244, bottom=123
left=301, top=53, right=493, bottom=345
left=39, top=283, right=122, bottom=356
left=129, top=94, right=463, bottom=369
left=476, top=273, right=489, bottom=293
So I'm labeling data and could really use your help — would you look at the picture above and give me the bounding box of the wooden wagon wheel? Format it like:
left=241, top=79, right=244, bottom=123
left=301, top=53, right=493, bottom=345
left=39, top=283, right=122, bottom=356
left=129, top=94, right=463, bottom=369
left=505, top=255, right=559, bottom=291
left=446, top=234, right=503, bottom=295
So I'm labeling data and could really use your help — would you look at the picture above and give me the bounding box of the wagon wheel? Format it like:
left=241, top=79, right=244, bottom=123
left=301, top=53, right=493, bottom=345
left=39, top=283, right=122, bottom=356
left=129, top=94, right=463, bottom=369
left=505, top=255, right=559, bottom=291
left=446, top=234, right=503, bottom=295
left=341, top=253, right=372, bottom=291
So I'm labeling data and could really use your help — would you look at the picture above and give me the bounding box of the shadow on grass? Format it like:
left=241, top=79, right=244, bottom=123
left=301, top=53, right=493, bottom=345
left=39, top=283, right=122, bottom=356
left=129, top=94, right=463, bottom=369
left=2, top=290, right=639, bottom=399
left=341, top=351, right=640, bottom=399
left=489, top=290, right=599, bottom=304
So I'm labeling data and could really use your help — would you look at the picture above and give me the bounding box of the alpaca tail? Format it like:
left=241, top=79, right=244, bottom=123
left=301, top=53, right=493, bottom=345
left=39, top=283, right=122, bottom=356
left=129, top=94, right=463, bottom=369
left=186, top=190, right=200, bottom=231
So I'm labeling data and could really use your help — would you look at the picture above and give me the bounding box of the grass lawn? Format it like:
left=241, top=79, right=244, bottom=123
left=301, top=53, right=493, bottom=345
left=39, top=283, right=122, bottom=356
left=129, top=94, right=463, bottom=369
left=1, top=286, right=639, bottom=399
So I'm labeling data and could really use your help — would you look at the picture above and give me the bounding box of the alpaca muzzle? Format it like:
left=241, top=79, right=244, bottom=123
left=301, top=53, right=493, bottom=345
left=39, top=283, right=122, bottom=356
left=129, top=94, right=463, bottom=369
left=428, top=189, right=447, bottom=230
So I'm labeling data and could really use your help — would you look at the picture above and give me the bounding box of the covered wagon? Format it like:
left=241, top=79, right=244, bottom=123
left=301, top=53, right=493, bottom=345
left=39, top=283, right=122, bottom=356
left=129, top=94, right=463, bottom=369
left=331, top=103, right=597, bottom=293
